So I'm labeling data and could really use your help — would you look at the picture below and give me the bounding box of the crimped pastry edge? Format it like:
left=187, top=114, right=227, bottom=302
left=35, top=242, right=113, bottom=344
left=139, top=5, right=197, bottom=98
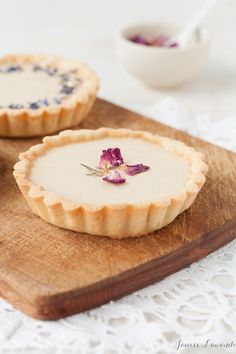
left=13, top=128, right=208, bottom=238
left=0, top=54, right=99, bottom=137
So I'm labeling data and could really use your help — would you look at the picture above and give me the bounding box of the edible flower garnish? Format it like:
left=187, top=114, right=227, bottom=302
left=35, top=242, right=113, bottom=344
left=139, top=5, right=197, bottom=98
left=103, top=170, right=126, bottom=184
left=80, top=164, right=104, bottom=177
left=81, top=147, right=150, bottom=184
left=125, top=164, right=150, bottom=176
left=99, top=148, right=124, bottom=168
left=0, top=64, right=80, bottom=110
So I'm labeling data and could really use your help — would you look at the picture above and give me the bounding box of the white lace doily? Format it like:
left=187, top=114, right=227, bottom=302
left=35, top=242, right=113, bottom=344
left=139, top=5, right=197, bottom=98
left=0, top=98, right=235, bottom=354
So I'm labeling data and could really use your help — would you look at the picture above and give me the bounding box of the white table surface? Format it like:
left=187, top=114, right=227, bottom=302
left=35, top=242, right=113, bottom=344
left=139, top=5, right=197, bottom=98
left=0, top=1, right=236, bottom=353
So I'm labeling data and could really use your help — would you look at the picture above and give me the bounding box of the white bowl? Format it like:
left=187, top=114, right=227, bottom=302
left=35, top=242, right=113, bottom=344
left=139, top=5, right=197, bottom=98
left=116, top=22, right=210, bottom=88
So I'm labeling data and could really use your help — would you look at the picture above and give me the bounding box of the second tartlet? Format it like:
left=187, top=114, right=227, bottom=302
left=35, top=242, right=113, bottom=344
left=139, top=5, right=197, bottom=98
left=0, top=54, right=99, bottom=137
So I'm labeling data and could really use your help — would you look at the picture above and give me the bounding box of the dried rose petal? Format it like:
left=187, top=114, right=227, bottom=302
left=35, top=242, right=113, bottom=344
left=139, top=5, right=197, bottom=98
left=103, top=170, right=126, bottom=184
left=168, top=41, right=178, bottom=48
left=99, top=148, right=124, bottom=168
left=151, top=35, right=170, bottom=47
left=129, top=34, right=150, bottom=46
left=129, top=34, right=178, bottom=48
left=125, top=164, right=150, bottom=176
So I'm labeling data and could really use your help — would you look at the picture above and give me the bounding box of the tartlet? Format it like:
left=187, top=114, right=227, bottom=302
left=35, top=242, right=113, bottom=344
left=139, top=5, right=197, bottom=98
left=13, top=128, right=208, bottom=239
left=0, top=54, right=99, bottom=137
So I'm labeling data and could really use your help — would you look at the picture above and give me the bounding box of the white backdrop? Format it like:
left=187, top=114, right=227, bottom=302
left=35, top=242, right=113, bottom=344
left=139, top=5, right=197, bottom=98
left=0, top=0, right=236, bottom=119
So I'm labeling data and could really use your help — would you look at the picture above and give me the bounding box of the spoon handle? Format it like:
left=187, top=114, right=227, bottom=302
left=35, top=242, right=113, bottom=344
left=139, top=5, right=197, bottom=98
left=177, top=0, right=219, bottom=47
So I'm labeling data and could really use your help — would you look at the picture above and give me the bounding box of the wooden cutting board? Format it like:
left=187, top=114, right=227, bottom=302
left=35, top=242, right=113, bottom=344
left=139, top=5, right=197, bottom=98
left=0, top=98, right=235, bottom=320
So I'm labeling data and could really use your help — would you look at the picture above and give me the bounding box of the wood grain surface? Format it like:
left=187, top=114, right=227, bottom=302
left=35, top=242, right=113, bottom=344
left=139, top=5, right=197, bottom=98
left=0, top=98, right=235, bottom=320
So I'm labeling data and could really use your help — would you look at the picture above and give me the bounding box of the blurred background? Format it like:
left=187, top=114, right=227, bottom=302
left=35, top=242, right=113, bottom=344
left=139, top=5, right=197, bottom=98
left=1, top=0, right=236, bottom=119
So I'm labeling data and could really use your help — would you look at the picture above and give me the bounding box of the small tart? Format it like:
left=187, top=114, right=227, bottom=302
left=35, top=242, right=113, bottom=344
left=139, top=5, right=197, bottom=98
left=0, top=54, right=99, bottom=137
left=13, top=128, right=208, bottom=239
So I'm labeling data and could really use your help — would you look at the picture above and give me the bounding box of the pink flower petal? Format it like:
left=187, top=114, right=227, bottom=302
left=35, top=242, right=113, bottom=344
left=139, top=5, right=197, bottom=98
left=99, top=148, right=124, bottom=168
left=168, top=41, right=178, bottom=48
left=129, top=34, right=150, bottom=46
left=103, top=170, right=126, bottom=184
left=151, top=35, right=170, bottom=47
left=125, top=164, right=150, bottom=176
left=129, top=34, right=178, bottom=48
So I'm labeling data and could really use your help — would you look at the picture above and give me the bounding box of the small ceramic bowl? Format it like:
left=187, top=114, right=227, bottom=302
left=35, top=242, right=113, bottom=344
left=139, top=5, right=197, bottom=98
left=116, top=22, right=210, bottom=88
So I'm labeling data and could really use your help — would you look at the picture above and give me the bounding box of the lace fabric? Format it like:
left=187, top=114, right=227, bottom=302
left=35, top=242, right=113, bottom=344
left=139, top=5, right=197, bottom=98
left=0, top=98, right=235, bottom=354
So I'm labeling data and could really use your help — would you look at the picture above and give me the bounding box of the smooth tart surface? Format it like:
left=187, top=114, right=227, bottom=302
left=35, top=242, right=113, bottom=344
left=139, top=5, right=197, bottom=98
left=0, top=55, right=99, bottom=137
left=13, top=128, right=208, bottom=238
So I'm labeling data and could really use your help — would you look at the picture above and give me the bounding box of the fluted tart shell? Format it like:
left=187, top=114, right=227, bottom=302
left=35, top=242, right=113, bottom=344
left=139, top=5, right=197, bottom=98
left=0, top=54, right=99, bottom=137
left=13, top=128, right=208, bottom=239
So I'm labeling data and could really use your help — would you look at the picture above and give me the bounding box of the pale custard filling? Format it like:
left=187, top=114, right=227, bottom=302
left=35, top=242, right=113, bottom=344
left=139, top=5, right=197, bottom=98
left=0, top=69, right=60, bottom=106
left=29, top=138, right=190, bottom=205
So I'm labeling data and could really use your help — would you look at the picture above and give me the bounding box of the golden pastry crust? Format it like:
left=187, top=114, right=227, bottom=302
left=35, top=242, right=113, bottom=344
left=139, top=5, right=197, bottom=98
left=13, top=128, right=208, bottom=238
left=0, top=54, right=99, bottom=137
